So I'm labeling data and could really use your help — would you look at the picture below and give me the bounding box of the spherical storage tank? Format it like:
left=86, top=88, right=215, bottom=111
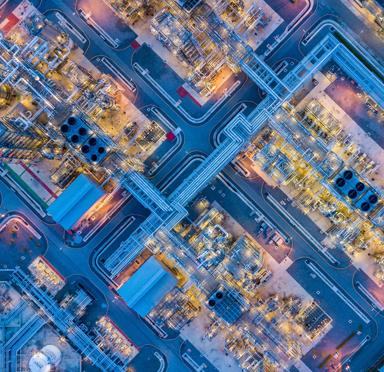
left=29, top=345, right=62, bottom=372
left=28, top=352, right=51, bottom=372
left=41, top=345, right=62, bottom=367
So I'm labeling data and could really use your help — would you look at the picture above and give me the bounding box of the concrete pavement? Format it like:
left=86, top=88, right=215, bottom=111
left=1, top=0, right=384, bottom=369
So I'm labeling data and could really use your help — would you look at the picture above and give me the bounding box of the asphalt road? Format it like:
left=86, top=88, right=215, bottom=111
left=0, top=0, right=384, bottom=370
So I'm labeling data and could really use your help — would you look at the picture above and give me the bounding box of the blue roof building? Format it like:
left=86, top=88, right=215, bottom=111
left=117, top=256, right=177, bottom=317
left=47, top=174, right=104, bottom=230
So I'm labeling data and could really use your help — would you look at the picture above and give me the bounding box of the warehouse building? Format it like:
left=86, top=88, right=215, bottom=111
left=117, top=256, right=178, bottom=317
left=47, top=173, right=104, bottom=230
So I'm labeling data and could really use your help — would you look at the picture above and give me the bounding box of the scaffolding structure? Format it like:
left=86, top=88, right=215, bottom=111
left=104, top=33, right=384, bottom=279
left=10, top=268, right=123, bottom=372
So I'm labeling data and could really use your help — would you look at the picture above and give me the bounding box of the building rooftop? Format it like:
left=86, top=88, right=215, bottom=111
left=47, top=174, right=104, bottom=230
left=117, top=256, right=177, bottom=317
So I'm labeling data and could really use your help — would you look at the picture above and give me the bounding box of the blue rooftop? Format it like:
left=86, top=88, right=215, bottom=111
left=47, top=174, right=104, bottom=230
left=117, top=256, right=177, bottom=317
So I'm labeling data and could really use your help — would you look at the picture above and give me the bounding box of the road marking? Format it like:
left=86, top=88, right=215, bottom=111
left=133, top=61, right=242, bottom=124
left=218, top=173, right=263, bottom=220
left=219, top=173, right=292, bottom=244
left=162, top=155, right=203, bottom=192
left=98, top=216, right=135, bottom=254
left=151, top=107, right=176, bottom=131
left=306, top=261, right=371, bottom=324
left=267, top=193, right=339, bottom=265
left=1, top=172, right=46, bottom=217
left=145, top=316, right=168, bottom=338
left=93, top=216, right=136, bottom=283
left=341, top=335, right=370, bottom=368
left=154, top=351, right=166, bottom=372
left=55, top=12, right=87, bottom=44
left=181, top=352, right=207, bottom=372
left=79, top=8, right=119, bottom=48
left=356, top=281, right=384, bottom=311
left=0, top=216, right=40, bottom=239
left=100, top=57, right=136, bottom=92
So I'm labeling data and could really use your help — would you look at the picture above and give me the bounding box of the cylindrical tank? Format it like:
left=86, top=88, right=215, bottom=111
left=41, top=345, right=62, bottom=367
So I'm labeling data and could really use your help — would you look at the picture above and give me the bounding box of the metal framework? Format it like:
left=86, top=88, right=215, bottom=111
left=104, top=34, right=384, bottom=278
left=10, top=268, right=122, bottom=372
left=283, top=34, right=340, bottom=92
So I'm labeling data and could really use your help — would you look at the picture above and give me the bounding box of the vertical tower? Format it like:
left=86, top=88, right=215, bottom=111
left=0, top=121, right=45, bottom=160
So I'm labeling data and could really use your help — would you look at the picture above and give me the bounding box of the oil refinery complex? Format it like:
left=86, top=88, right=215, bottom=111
left=0, top=0, right=384, bottom=371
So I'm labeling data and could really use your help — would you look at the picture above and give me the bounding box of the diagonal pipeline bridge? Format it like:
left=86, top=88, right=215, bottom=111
left=104, top=34, right=355, bottom=280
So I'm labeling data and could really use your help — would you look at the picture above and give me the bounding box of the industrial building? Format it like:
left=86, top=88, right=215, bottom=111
left=0, top=0, right=383, bottom=370
left=117, top=256, right=178, bottom=317
left=47, top=173, right=104, bottom=230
